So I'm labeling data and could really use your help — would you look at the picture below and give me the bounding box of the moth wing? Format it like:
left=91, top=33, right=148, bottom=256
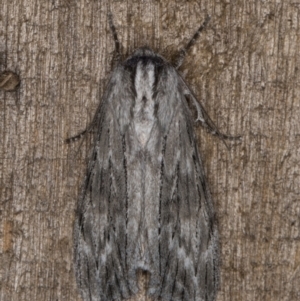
left=74, top=76, right=132, bottom=301
left=154, top=84, right=219, bottom=301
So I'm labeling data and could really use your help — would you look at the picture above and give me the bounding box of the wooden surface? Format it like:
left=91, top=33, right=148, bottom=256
left=1, top=1, right=300, bottom=300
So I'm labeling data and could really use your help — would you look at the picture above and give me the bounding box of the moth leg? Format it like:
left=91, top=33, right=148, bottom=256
left=65, top=102, right=105, bottom=144
left=65, top=129, right=89, bottom=144
left=186, top=92, right=241, bottom=146
left=175, top=15, right=211, bottom=69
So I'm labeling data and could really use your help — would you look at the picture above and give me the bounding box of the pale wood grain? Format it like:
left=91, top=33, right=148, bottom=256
left=1, top=1, right=299, bottom=300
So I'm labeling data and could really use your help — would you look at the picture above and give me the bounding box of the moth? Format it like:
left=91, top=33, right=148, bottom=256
left=70, top=13, right=239, bottom=301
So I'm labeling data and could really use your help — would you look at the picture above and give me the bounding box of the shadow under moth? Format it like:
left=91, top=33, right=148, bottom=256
left=69, top=13, right=240, bottom=301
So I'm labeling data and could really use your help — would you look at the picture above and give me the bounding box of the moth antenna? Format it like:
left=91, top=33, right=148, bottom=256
left=175, top=15, right=211, bottom=69
left=108, top=12, right=121, bottom=62
left=65, top=13, right=119, bottom=144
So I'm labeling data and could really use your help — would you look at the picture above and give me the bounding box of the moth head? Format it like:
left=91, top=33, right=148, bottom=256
left=124, top=47, right=166, bottom=68
left=130, top=47, right=156, bottom=57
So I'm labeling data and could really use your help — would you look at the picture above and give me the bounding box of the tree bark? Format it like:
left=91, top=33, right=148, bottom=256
left=1, top=1, right=299, bottom=301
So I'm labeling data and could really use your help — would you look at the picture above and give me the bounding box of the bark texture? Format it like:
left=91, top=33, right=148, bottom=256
left=0, top=1, right=299, bottom=301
